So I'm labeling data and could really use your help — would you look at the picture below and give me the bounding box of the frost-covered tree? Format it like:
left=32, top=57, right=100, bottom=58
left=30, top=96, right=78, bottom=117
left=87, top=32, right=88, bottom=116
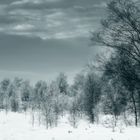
left=0, top=79, right=11, bottom=113
left=33, top=80, right=48, bottom=125
left=21, top=80, right=32, bottom=113
left=84, top=72, right=101, bottom=123
left=92, top=0, right=140, bottom=126
left=101, top=79, right=128, bottom=126
left=10, top=78, right=23, bottom=112
left=70, top=73, right=86, bottom=115
left=68, top=97, right=81, bottom=128
left=56, top=73, right=68, bottom=95
left=48, top=81, right=60, bottom=126
left=101, top=49, right=140, bottom=126
left=92, top=0, right=140, bottom=64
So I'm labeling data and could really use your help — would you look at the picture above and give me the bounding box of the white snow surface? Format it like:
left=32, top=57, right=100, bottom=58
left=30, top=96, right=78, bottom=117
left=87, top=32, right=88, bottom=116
left=0, top=111, right=140, bottom=140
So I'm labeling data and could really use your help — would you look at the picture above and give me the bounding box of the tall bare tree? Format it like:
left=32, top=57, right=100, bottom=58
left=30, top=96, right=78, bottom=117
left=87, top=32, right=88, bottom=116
left=92, top=0, right=140, bottom=64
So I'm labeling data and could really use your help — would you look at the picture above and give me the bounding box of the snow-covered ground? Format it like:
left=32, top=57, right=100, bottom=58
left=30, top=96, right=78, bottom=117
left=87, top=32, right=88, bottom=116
left=0, top=111, right=140, bottom=140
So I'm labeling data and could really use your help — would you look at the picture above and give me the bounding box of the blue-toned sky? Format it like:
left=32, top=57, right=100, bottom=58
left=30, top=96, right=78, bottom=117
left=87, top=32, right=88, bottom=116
left=0, top=0, right=107, bottom=84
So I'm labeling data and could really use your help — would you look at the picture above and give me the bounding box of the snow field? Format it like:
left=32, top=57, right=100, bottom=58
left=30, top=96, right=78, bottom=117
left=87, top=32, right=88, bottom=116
left=0, top=111, right=139, bottom=140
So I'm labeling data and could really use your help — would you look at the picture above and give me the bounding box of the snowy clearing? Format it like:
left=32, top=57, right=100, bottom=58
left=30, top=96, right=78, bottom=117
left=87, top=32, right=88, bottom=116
left=0, top=111, right=140, bottom=140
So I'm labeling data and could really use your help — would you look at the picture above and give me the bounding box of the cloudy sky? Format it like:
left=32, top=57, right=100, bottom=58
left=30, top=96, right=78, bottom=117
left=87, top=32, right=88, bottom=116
left=0, top=0, right=107, bottom=84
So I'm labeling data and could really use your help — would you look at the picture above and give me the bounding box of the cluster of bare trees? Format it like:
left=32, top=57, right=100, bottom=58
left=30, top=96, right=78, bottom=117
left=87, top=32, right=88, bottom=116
left=0, top=71, right=102, bottom=128
left=0, top=74, right=69, bottom=128
left=0, top=78, right=28, bottom=113
left=92, top=0, right=140, bottom=126
left=0, top=65, right=139, bottom=128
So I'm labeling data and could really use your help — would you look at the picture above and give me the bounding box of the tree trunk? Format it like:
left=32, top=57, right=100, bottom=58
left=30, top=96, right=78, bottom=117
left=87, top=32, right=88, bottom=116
left=138, top=91, right=140, bottom=119
left=131, top=92, right=138, bottom=127
left=91, top=112, right=95, bottom=124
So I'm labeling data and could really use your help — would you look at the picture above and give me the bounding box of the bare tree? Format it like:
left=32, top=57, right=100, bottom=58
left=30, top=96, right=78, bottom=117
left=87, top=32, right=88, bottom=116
left=56, top=73, right=69, bottom=95
left=92, top=0, right=140, bottom=64
left=92, top=0, right=140, bottom=126
left=84, top=72, right=101, bottom=123
left=0, top=79, right=11, bottom=113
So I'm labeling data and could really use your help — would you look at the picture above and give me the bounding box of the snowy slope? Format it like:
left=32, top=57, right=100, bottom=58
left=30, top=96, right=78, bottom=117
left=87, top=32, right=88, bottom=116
left=0, top=111, right=139, bottom=140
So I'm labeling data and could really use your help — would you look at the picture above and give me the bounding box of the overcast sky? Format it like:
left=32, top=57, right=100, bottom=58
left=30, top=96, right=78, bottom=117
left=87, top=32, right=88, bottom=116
left=0, top=0, right=107, bottom=84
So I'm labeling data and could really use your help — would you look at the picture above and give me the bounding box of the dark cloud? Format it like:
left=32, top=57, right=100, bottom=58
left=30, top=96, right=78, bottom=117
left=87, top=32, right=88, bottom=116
left=0, top=0, right=20, bottom=4
left=0, top=0, right=108, bottom=39
left=0, top=15, right=24, bottom=25
left=9, top=0, right=106, bottom=10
